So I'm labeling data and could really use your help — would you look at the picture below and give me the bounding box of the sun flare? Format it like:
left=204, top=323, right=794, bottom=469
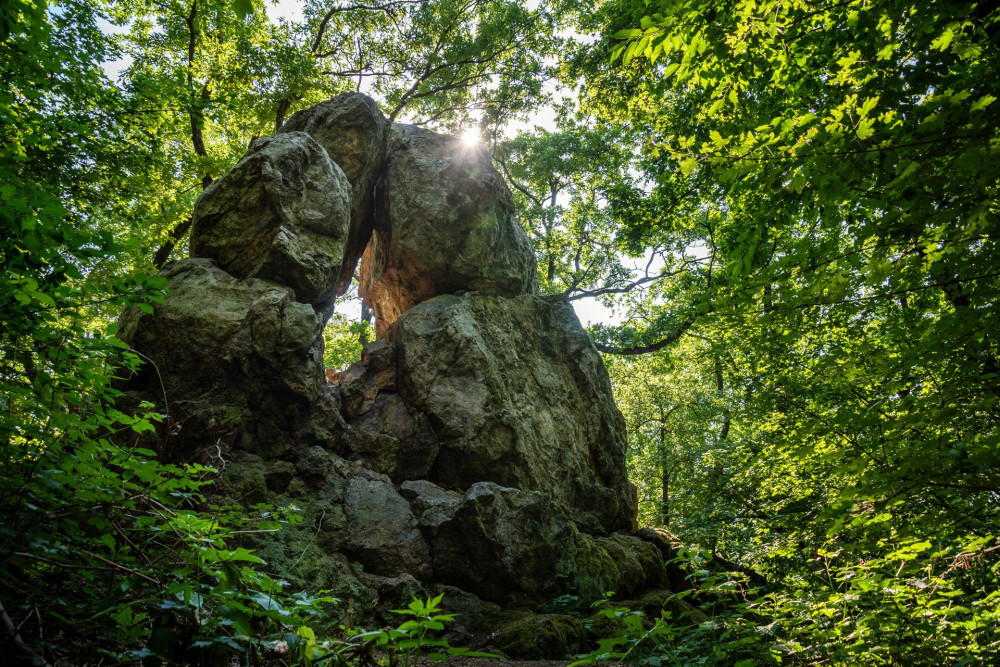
left=460, top=128, right=481, bottom=147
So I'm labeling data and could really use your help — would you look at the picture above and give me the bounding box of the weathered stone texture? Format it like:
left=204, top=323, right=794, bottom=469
left=385, top=293, right=634, bottom=533
left=116, top=93, right=670, bottom=659
left=116, top=257, right=344, bottom=461
left=190, top=132, right=351, bottom=305
left=279, top=93, right=389, bottom=295
left=360, top=124, right=537, bottom=334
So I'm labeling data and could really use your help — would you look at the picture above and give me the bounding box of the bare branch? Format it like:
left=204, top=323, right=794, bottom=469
left=311, top=0, right=423, bottom=55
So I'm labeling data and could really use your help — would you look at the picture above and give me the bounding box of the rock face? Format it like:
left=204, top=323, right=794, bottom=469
left=383, top=293, right=633, bottom=533
left=117, top=93, right=680, bottom=658
left=279, top=93, right=389, bottom=296
left=360, top=124, right=537, bottom=334
left=117, top=257, right=344, bottom=461
left=190, top=132, right=352, bottom=306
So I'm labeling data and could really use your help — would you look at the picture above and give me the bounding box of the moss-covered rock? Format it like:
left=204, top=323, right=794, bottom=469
left=493, top=613, right=587, bottom=659
left=214, top=454, right=268, bottom=505
left=566, top=532, right=668, bottom=603
left=113, top=95, right=689, bottom=663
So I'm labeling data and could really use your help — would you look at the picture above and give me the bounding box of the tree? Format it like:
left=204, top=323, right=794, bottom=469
left=561, top=0, right=1000, bottom=661
left=495, top=105, right=647, bottom=298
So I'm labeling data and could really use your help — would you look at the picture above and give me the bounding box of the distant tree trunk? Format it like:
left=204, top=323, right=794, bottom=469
left=659, top=406, right=669, bottom=526
left=153, top=217, right=193, bottom=270
left=274, top=97, right=293, bottom=131
left=153, top=0, right=212, bottom=269
left=359, top=301, right=372, bottom=346
left=715, top=355, right=730, bottom=440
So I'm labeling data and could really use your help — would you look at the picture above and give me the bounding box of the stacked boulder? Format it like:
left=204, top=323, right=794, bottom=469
left=117, top=93, right=685, bottom=657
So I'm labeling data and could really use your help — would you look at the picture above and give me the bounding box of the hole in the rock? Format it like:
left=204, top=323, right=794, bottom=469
left=323, top=282, right=374, bottom=382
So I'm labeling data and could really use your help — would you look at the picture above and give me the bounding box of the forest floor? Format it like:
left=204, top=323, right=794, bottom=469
left=416, top=661, right=576, bottom=667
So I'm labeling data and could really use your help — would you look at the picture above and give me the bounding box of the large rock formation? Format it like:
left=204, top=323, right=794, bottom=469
left=382, top=293, right=633, bottom=533
left=359, top=124, right=537, bottom=334
left=116, top=94, right=686, bottom=658
left=279, top=93, right=389, bottom=297
left=117, top=257, right=345, bottom=460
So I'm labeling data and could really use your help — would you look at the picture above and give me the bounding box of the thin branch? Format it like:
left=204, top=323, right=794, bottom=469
left=0, top=598, right=52, bottom=667
left=567, top=257, right=708, bottom=301
left=593, top=315, right=697, bottom=356
left=310, top=0, right=422, bottom=55
left=153, top=217, right=193, bottom=270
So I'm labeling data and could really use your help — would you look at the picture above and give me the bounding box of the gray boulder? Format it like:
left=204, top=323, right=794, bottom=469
left=189, top=132, right=351, bottom=305
left=430, top=483, right=579, bottom=605
left=116, top=258, right=344, bottom=460
left=279, top=93, right=390, bottom=296
left=360, top=124, right=537, bottom=334
left=428, top=483, right=663, bottom=606
left=341, top=475, right=432, bottom=579
left=385, top=292, right=635, bottom=533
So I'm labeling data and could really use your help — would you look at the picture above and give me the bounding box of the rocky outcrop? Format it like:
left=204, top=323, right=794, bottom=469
left=116, top=257, right=345, bottom=461
left=383, top=293, right=634, bottom=533
left=359, top=124, right=537, bottom=334
left=279, top=93, right=389, bottom=296
left=335, top=293, right=634, bottom=533
left=189, top=132, right=352, bottom=306
left=116, top=93, right=684, bottom=659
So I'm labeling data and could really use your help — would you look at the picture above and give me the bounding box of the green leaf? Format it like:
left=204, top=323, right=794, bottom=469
left=232, top=0, right=254, bottom=19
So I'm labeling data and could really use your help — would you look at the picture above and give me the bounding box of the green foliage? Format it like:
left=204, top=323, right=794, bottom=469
left=323, top=312, right=374, bottom=371
left=606, top=338, right=741, bottom=542
left=576, top=542, right=1000, bottom=666
left=767, top=538, right=1000, bottom=665
left=572, top=550, right=777, bottom=666
left=496, top=104, right=647, bottom=297
left=0, top=3, right=338, bottom=663
left=564, top=0, right=1000, bottom=663
left=5, top=0, right=1000, bottom=662
left=353, top=594, right=499, bottom=666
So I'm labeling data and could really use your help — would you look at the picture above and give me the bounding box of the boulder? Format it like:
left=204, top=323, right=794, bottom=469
left=189, top=132, right=351, bottom=305
left=116, top=258, right=344, bottom=461
left=569, top=532, right=667, bottom=601
left=279, top=93, right=390, bottom=295
left=430, top=483, right=579, bottom=605
left=360, top=124, right=537, bottom=334
left=635, top=526, right=692, bottom=593
left=427, top=486, right=666, bottom=606
left=114, top=94, right=664, bottom=657
left=341, top=475, right=432, bottom=579
left=339, top=342, right=439, bottom=481
left=385, top=292, right=635, bottom=533
left=492, top=613, right=586, bottom=659
left=399, top=479, right=461, bottom=530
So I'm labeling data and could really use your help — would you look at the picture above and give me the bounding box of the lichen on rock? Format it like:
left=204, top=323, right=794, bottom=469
left=359, top=123, right=537, bottom=334
left=190, top=132, right=352, bottom=306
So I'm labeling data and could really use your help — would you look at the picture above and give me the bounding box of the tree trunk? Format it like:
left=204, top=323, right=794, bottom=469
left=659, top=406, right=669, bottom=526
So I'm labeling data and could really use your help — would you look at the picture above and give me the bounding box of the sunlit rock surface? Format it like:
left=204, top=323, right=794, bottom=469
left=189, top=132, right=351, bottom=306
left=359, top=124, right=537, bottom=334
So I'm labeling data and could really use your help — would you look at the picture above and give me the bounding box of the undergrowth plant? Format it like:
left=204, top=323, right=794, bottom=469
left=571, top=548, right=779, bottom=667
left=352, top=594, right=499, bottom=667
